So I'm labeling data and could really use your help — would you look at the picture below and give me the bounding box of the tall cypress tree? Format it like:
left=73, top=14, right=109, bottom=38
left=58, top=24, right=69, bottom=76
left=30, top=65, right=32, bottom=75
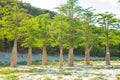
left=58, top=0, right=82, bottom=66
left=0, top=0, right=29, bottom=67
left=97, top=12, right=118, bottom=65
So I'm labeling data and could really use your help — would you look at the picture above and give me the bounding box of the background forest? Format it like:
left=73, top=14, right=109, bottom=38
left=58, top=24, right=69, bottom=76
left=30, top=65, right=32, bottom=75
left=0, top=0, right=120, bottom=67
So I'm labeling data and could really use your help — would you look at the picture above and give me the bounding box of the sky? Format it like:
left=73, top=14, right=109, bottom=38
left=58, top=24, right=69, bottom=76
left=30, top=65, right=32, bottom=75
left=21, top=0, right=120, bottom=18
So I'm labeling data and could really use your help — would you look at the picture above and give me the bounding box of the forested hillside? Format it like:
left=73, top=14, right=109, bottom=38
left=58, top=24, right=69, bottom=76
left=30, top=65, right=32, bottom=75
left=0, top=0, right=120, bottom=67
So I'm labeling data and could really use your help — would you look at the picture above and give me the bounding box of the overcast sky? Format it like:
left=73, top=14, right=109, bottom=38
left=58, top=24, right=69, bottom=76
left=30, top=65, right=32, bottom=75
left=22, top=0, right=120, bottom=17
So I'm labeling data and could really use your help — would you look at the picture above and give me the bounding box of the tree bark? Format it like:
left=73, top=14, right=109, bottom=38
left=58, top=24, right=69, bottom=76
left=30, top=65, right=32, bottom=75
left=10, top=38, right=17, bottom=67
left=105, top=23, right=110, bottom=65
left=68, top=46, right=74, bottom=66
left=84, top=45, right=93, bottom=65
left=27, top=44, right=32, bottom=66
left=84, top=46, right=90, bottom=65
left=59, top=45, right=63, bottom=67
left=106, top=43, right=110, bottom=65
left=42, top=43, right=47, bottom=65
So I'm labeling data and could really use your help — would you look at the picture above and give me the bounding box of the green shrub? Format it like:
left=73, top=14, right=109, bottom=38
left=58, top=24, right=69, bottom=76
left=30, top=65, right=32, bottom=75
left=17, top=61, right=27, bottom=65
left=32, top=60, right=42, bottom=65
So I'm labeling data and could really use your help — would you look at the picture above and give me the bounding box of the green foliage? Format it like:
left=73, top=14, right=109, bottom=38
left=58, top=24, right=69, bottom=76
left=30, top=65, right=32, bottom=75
left=50, top=14, right=70, bottom=47
left=90, top=46, right=105, bottom=57
left=20, top=16, right=38, bottom=48
left=79, top=7, right=99, bottom=52
left=59, top=0, right=79, bottom=17
left=35, top=13, right=51, bottom=47
left=0, top=0, right=29, bottom=41
left=0, top=0, right=120, bottom=58
left=97, top=12, right=119, bottom=45
left=109, top=29, right=120, bottom=45
left=57, top=0, right=83, bottom=48
left=65, top=18, right=82, bottom=47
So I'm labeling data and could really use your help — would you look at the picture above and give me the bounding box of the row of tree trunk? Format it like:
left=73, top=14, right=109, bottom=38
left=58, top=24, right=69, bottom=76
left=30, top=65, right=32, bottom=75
left=10, top=39, right=110, bottom=67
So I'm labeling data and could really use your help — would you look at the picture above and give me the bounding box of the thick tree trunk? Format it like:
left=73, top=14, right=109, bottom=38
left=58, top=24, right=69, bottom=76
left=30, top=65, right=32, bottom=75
left=106, top=43, right=110, bottom=65
left=68, top=46, right=74, bottom=66
left=27, top=44, right=32, bottom=66
left=84, top=45, right=93, bottom=65
left=84, top=46, right=90, bottom=65
left=42, top=43, right=47, bottom=65
left=59, top=45, right=63, bottom=67
left=10, top=38, right=17, bottom=67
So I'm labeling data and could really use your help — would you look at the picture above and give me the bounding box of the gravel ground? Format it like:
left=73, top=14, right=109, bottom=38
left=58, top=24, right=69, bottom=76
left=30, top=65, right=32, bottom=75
left=0, top=65, right=120, bottom=80
left=0, top=52, right=120, bottom=80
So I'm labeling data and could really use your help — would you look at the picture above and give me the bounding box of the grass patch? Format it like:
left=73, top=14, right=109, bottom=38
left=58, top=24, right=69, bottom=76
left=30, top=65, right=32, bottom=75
left=0, top=68, right=34, bottom=74
left=52, top=69, right=72, bottom=75
left=0, top=68, right=12, bottom=74
left=28, top=68, right=46, bottom=73
left=92, top=66, right=104, bottom=70
left=90, top=61, right=103, bottom=65
left=112, top=66, right=120, bottom=69
left=48, top=61, right=59, bottom=66
left=74, top=61, right=84, bottom=65
left=64, top=67, right=75, bottom=70
left=116, top=74, right=120, bottom=80
left=74, top=60, right=103, bottom=65
left=56, top=69, right=72, bottom=75
left=32, top=60, right=67, bottom=66
left=13, top=69, right=29, bottom=73
left=58, top=71, right=72, bottom=75
left=0, top=59, right=119, bottom=67
left=3, top=74, right=19, bottom=80
left=44, top=76, right=54, bottom=80
left=57, top=76, right=63, bottom=79
left=74, top=77, right=82, bottom=80
left=89, top=76, right=107, bottom=80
